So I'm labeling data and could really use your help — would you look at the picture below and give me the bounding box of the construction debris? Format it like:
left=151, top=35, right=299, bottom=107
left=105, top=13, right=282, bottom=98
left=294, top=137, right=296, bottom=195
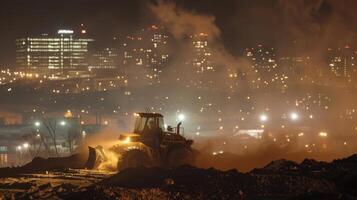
left=1, top=154, right=357, bottom=199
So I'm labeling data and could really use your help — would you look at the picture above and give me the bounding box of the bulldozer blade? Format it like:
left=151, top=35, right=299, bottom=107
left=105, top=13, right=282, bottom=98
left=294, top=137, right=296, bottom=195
left=84, top=146, right=106, bottom=169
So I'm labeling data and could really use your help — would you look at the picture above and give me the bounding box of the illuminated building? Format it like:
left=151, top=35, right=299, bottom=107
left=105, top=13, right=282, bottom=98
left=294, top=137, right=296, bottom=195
left=279, top=56, right=307, bottom=76
left=245, top=44, right=277, bottom=72
left=89, top=48, right=119, bottom=70
left=184, top=33, right=216, bottom=89
left=278, top=56, right=319, bottom=83
left=328, top=46, right=356, bottom=82
left=245, top=45, right=286, bottom=89
left=122, top=25, right=170, bottom=84
left=16, top=30, right=94, bottom=74
left=191, top=33, right=214, bottom=74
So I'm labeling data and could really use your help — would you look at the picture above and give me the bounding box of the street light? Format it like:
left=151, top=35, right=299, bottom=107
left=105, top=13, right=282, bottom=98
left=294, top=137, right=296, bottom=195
left=259, top=114, right=268, bottom=122
left=178, top=113, right=185, bottom=121
left=23, top=143, right=29, bottom=149
left=59, top=120, right=66, bottom=126
left=290, top=112, right=299, bottom=121
left=34, top=121, right=41, bottom=127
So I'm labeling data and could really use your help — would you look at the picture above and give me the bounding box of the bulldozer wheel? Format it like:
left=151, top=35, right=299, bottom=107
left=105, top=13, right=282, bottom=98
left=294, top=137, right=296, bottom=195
left=118, top=149, right=152, bottom=171
left=167, top=147, right=195, bottom=167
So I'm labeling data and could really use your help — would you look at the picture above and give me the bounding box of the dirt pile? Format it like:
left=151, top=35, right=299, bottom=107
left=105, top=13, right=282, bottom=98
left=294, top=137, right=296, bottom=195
left=63, top=165, right=341, bottom=200
left=2, top=154, right=357, bottom=199
left=253, top=154, right=357, bottom=198
left=0, top=153, right=88, bottom=177
left=13, top=183, right=82, bottom=200
left=66, top=166, right=254, bottom=199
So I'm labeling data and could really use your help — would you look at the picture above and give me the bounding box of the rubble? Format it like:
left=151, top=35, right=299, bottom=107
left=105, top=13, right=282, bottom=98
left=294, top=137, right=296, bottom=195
left=65, top=165, right=338, bottom=200
left=1, top=154, right=357, bottom=199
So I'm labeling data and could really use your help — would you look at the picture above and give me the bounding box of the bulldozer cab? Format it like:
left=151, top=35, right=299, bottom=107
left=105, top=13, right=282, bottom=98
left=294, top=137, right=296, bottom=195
left=133, top=113, right=164, bottom=134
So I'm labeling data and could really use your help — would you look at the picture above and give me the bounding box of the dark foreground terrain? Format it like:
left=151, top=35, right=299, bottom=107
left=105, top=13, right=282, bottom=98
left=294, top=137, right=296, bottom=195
left=1, top=154, right=357, bottom=199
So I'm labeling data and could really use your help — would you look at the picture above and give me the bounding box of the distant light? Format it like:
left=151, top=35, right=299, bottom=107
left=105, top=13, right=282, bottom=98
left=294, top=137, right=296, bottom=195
left=59, top=121, right=66, bottom=126
left=23, top=143, right=29, bottom=148
left=319, top=132, right=328, bottom=137
left=178, top=114, right=185, bottom=121
left=259, top=114, right=268, bottom=122
left=81, top=30, right=86, bottom=34
left=58, top=30, right=74, bottom=34
left=34, top=121, right=41, bottom=127
left=290, top=112, right=299, bottom=121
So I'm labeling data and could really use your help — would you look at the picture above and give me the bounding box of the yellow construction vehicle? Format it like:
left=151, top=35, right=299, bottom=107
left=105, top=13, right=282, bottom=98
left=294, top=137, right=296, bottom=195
left=85, top=112, right=195, bottom=171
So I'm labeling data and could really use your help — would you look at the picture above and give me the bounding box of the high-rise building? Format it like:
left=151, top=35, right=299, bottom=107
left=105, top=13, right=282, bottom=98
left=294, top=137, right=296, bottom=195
left=191, top=33, right=214, bottom=74
left=245, top=45, right=287, bottom=89
left=122, top=25, right=170, bottom=84
left=89, top=48, right=119, bottom=70
left=16, top=30, right=93, bottom=74
left=328, top=46, right=356, bottom=82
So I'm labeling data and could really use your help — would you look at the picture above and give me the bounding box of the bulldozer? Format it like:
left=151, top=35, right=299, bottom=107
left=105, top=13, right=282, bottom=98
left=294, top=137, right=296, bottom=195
left=85, top=112, right=195, bottom=171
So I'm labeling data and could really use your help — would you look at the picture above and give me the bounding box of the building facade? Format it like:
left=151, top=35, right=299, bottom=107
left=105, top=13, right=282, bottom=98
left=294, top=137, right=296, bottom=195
left=122, top=25, right=170, bottom=84
left=89, top=48, right=120, bottom=70
left=191, top=33, right=214, bottom=74
left=16, top=30, right=93, bottom=74
left=328, top=46, right=356, bottom=82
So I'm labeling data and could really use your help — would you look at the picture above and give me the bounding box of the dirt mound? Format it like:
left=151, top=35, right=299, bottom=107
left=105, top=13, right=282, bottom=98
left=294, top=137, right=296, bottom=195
left=3, top=154, right=357, bottom=199
left=64, top=165, right=338, bottom=200
left=14, top=183, right=81, bottom=200
left=260, top=159, right=300, bottom=172
left=0, top=153, right=88, bottom=177
left=253, top=154, right=357, bottom=197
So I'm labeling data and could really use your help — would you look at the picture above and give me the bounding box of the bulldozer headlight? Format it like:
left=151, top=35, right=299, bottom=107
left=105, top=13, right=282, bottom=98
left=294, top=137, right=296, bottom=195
left=124, top=137, right=131, bottom=144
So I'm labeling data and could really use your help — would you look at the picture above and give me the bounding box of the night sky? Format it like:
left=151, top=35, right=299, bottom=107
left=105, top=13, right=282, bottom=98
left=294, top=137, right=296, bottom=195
left=1, top=0, right=357, bottom=66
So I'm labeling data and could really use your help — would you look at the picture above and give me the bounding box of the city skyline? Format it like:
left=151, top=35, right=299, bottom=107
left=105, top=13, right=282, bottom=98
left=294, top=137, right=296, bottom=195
left=0, top=1, right=356, bottom=195
left=2, top=0, right=357, bottom=66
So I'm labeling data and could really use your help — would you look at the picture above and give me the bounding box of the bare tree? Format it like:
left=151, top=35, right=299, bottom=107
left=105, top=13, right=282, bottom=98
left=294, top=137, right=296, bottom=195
left=35, top=118, right=66, bottom=157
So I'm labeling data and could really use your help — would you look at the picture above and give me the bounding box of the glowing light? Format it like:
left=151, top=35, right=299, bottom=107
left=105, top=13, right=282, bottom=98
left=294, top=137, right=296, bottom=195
left=178, top=114, right=185, bottom=121
left=319, top=132, right=328, bottom=137
left=259, top=114, right=268, bottom=122
left=59, top=121, right=66, bottom=126
left=34, top=121, right=41, bottom=127
left=23, top=143, right=29, bottom=149
left=124, top=137, right=131, bottom=144
left=290, top=112, right=299, bottom=121
left=58, top=30, right=74, bottom=34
